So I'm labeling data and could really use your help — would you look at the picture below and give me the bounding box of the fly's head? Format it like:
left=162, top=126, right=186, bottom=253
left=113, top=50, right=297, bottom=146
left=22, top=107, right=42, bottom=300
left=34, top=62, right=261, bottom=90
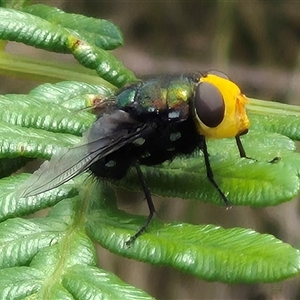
left=192, top=72, right=250, bottom=139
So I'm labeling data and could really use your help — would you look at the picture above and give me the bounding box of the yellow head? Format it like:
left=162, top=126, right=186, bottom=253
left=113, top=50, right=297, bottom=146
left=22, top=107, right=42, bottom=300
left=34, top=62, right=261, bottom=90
left=193, top=73, right=250, bottom=139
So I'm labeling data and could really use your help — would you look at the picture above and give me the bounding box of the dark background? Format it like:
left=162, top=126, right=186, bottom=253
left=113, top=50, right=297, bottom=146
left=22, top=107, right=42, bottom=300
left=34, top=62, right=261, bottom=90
left=4, top=1, right=300, bottom=299
left=63, top=0, right=300, bottom=105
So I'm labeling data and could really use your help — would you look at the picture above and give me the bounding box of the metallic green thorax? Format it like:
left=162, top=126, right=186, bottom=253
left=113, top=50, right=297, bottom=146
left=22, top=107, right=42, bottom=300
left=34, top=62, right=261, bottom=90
left=116, top=75, right=197, bottom=121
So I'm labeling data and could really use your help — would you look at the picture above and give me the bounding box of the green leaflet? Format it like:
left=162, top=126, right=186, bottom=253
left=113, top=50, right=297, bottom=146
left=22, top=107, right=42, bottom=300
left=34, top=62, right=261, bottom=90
left=87, top=182, right=300, bottom=283
left=70, top=40, right=136, bottom=87
left=0, top=81, right=110, bottom=135
left=247, top=98, right=300, bottom=140
left=92, top=218, right=300, bottom=283
left=22, top=4, right=124, bottom=50
left=0, top=121, right=80, bottom=159
left=28, top=81, right=115, bottom=109
left=0, top=198, right=153, bottom=299
left=0, top=174, right=78, bottom=222
left=0, top=94, right=94, bottom=135
left=0, top=217, right=67, bottom=269
left=62, top=265, right=154, bottom=300
left=0, top=6, right=136, bottom=86
left=0, top=267, right=43, bottom=298
left=0, top=8, right=70, bottom=52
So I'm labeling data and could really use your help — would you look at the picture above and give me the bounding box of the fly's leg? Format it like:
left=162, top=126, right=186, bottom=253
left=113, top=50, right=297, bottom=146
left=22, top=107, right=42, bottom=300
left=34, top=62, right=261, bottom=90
left=125, top=161, right=156, bottom=246
left=202, top=137, right=231, bottom=207
left=236, top=134, right=280, bottom=163
left=235, top=135, right=247, bottom=158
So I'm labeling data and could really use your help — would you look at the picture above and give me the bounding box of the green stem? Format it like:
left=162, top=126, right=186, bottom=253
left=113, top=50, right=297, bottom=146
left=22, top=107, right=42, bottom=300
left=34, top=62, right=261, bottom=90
left=0, top=50, right=115, bottom=88
left=248, top=98, right=300, bottom=116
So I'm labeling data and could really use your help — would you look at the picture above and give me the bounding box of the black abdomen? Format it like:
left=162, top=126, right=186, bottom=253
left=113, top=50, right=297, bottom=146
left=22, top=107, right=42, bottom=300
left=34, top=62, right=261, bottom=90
left=89, top=115, right=202, bottom=180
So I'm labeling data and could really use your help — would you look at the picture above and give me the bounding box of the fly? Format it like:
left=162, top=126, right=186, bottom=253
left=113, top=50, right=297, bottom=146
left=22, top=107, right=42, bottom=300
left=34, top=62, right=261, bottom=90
left=18, top=71, right=250, bottom=245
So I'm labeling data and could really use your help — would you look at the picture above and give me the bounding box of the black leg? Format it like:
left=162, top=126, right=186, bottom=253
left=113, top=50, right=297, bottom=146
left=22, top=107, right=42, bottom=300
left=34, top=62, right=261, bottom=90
left=126, top=161, right=156, bottom=246
left=202, top=137, right=230, bottom=207
left=235, top=135, right=247, bottom=158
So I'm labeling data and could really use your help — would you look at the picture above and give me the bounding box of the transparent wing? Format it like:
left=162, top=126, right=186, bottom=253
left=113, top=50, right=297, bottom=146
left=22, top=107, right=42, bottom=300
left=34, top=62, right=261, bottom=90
left=18, top=110, right=152, bottom=198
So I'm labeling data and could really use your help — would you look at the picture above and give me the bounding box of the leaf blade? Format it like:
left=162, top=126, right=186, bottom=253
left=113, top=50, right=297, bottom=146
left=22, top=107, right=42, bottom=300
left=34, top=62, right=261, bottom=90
left=62, top=265, right=154, bottom=300
left=88, top=199, right=300, bottom=283
left=23, top=4, right=124, bottom=50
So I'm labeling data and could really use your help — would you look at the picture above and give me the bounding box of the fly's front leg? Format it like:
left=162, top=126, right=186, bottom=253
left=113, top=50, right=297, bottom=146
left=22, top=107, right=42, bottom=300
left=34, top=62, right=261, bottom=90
left=236, top=134, right=280, bottom=164
left=235, top=135, right=247, bottom=158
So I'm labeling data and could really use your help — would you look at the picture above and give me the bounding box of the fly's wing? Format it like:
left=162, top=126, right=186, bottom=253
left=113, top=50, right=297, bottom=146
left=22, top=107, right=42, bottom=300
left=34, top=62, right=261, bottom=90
left=18, top=110, right=154, bottom=198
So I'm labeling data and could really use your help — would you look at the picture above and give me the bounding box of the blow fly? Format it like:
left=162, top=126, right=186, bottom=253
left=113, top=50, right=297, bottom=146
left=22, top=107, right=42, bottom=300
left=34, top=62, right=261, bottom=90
left=19, top=71, right=250, bottom=244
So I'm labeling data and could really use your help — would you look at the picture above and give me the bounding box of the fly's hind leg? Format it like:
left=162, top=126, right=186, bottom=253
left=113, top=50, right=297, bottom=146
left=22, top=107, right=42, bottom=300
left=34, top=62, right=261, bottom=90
left=125, top=161, right=156, bottom=246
